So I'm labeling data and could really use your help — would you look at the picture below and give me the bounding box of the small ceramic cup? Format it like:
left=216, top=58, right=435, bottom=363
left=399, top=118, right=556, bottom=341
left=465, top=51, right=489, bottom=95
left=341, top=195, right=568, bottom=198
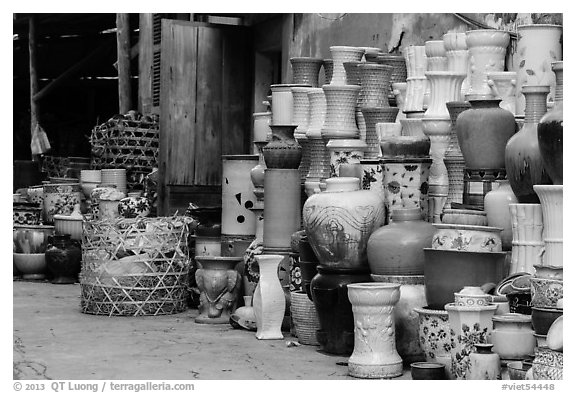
left=410, top=362, right=446, bottom=380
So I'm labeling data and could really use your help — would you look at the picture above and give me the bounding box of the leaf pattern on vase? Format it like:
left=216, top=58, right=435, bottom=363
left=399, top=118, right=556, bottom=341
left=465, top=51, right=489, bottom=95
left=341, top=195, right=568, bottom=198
left=451, top=322, right=489, bottom=379
left=387, top=181, right=401, bottom=194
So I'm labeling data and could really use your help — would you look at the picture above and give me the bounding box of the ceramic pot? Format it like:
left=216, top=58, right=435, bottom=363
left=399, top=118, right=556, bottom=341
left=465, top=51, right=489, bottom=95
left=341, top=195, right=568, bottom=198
left=533, top=264, right=563, bottom=280
left=533, top=185, right=562, bottom=267
left=329, top=46, right=365, bottom=86
left=45, top=234, right=82, bottom=284
left=404, top=76, right=427, bottom=112
left=445, top=302, right=498, bottom=379
left=368, top=208, right=434, bottom=275
left=491, top=313, right=536, bottom=360
left=358, top=63, right=392, bottom=108
left=26, top=186, right=44, bottom=205
left=263, top=169, right=301, bottom=249
left=381, top=158, right=431, bottom=222
left=53, top=214, right=83, bottom=241
left=361, top=106, right=398, bottom=159
left=325, top=139, right=366, bottom=178
left=42, top=183, right=81, bottom=224
left=252, top=112, right=272, bottom=143
left=378, top=54, right=407, bottom=106
left=514, top=24, right=562, bottom=116
left=311, top=265, right=372, bottom=355
left=465, top=29, right=509, bottom=99
left=414, top=307, right=453, bottom=376
left=262, top=125, right=302, bottom=169
left=487, top=71, right=517, bottom=115
left=290, top=57, right=323, bottom=87
left=347, top=282, right=403, bottom=379
left=270, top=84, right=311, bottom=125
left=290, top=290, right=320, bottom=345
left=431, top=223, right=503, bottom=252
left=457, top=98, right=516, bottom=170
left=194, top=256, right=242, bottom=324
left=454, top=287, right=491, bottom=307
left=530, top=277, right=563, bottom=309
left=13, top=253, right=47, bottom=280
left=505, top=85, right=552, bottom=203
left=359, top=159, right=384, bottom=202
left=506, top=291, right=532, bottom=315
left=484, top=180, right=518, bottom=251
left=466, top=343, right=501, bottom=380
left=13, top=224, right=55, bottom=255
left=371, top=275, right=426, bottom=364
left=538, top=61, right=563, bottom=185
left=380, top=136, right=430, bottom=159
left=509, top=203, right=544, bottom=274
left=410, top=362, right=446, bottom=380
left=343, top=61, right=361, bottom=86
left=424, top=248, right=506, bottom=310
left=193, top=236, right=221, bottom=257
left=89, top=184, right=117, bottom=218
left=118, top=196, right=151, bottom=219
left=221, top=155, right=258, bottom=236
left=532, top=347, right=563, bottom=380
left=531, top=307, right=562, bottom=336
left=441, top=209, right=487, bottom=226
left=253, top=254, right=286, bottom=339
left=321, top=85, right=361, bottom=139
left=445, top=101, right=471, bottom=205
left=507, top=361, right=531, bottom=380
left=303, top=177, right=385, bottom=270
left=425, top=40, right=447, bottom=71
left=13, top=203, right=42, bottom=226
left=322, top=59, right=333, bottom=85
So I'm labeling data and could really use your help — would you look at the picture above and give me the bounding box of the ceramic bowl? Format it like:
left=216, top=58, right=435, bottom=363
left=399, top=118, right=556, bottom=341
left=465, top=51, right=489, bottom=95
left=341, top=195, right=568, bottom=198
left=441, top=209, right=487, bottom=226
left=13, top=224, right=55, bottom=254
left=118, top=196, right=151, bottom=219
left=533, top=264, right=563, bottom=280
left=530, top=277, right=563, bottom=308
left=380, top=136, right=430, bottom=158
left=531, top=307, right=563, bottom=335
left=13, top=253, right=47, bottom=279
left=507, top=361, right=530, bottom=380
left=534, top=333, right=548, bottom=348
left=454, top=292, right=492, bottom=307
left=410, top=362, right=446, bottom=380
left=431, top=223, right=503, bottom=252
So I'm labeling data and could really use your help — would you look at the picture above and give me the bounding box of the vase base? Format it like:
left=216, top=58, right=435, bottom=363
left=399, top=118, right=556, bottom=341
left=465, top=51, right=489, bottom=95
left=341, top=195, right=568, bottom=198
left=22, top=274, right=45, bottom=280
left=348, top=361, right=403, bottom=379
left=194, top=314, right=231, bottom=324
left=255, top=330, right=284, bottom=340
left=51, top=277, right=77, bottom=284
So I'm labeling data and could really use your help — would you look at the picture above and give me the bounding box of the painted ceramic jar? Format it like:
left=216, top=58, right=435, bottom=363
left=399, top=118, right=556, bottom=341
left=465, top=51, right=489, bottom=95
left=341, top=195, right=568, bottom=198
left=487, top=71, right=517, bottom=115
left=432, top=224, right=503, bottom=252
left=538, top=61, right=563, bottom=185
left=26, top=186, right=44, bottom=205
left=326, top=139, right=366, bottom=178
left=45, top=234, right=82, bottom=284
left=118, top=196, right=151, bottom=218
left=530, top=277, right=563, bottom=309
left=290, top=57, right=323, bottom=87
left=43, top=183, right=82, bottom=224
left=367, top=207, right=435, bottom=275
left=467, top=344, right=501, bottom=380
left=532, top=347, right=563, bottom=380
left=484, top=180, right=518, bottom=251
left=491, top=313, right=536, bottom=360
left=414, top=306, right=453, bottom=377
left=533, top=185, right=563, bottom=267
left=456, top=98, right=516, bottom=170
left=454, top=287, right=491, bottom=307
left=425, top=40, right=447, bottom=71
left=13, top=203, right=42, bottom=226
left=253, top=254, right=286, bottom=339
left=13, top=224, right=55, bottom=254
left=347, top=282, right=403, bottom=379
left=533, top=264, right=563, bottom=280
left=221, top=155, right=258, bottom=236
left=303, top=177, right=385, bottom=270
left=329, top=46, right=365, bottom=86
left=359, top=159, right=384, bottom=202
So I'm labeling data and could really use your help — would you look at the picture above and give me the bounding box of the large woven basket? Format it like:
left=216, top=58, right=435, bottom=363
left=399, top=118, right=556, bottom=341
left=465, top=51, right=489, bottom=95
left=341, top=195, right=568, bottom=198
left=80, top=216, right=191, bottom=316
left=290, top=291, right=320, bottom=345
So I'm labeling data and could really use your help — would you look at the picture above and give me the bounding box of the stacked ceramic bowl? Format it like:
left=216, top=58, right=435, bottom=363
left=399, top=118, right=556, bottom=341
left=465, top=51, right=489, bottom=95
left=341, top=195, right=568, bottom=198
left=530, top=264, right=563, bottom=348
left=80, top=170, right=102, bottom=199
left=101, top=169, right=127, bottom=194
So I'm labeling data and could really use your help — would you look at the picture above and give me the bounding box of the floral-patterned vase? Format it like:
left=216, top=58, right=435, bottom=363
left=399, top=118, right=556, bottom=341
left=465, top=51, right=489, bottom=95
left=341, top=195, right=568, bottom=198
left=431, top=224, right=503, bottom=252
left=13, top=203, right=42, bottom=226
left=360, top=159, right=384, bottom=202
left=118, top=196, right=151, bottom=218
left=42, top=183, right=82, bottom=224
left=445, top=302, right=498, bottom=379
left=326, top=139, right=367, bottom=178
left=414, top=306, right=453, bottom=378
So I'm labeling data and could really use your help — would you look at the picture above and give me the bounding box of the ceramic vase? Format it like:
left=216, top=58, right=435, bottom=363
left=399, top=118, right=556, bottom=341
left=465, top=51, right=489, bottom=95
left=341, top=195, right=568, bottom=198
left=509, top=203, right=543, bottom=275
left=491, top=313, right=536, bottom=360
left=533, top=185, right=563, bottom=267
left=329, top=46, right=365, bottom=86
left=13, top=223, right=54, bottom=256
left=343, top=61, right=361, bottom=85
left=414, top=307, right=452, bottom=377
left=532, top=347, right=563, bottom=380
left=347, top=282, right=403, bottom=378
left=45, top=234, right=82, bottom=284
left=484, top=180, right=518, bottom=251
left=400, top=117, right=425, bottom=138
left=42, top=183, right=82, bottom=224
left=431, top=224, right=503, bottom=252
left=378, top=53, right=407, bottom=106
left=359, top=159, right=384, bottom=202
left=538, top=61, right=563, bottom=185
left=444, top=101, right=471, bottom=206
left=13, top=203, right=42, bottom=226
left=263, top=169, right=301, bottom=249
left=118, top=196, right=151, bottom=219
left=466, top=343, right=501, bottom=380
left=367, top=207, right=435, bottom=275
left=457, top=98, right=516, bottom=170
left=325, top=139, right=367, bottom=178
left=253, top=112, right=272, bottom=143
left=487, top=71, right=517, bottom=115
left=514, top=24, right=562, bottom=116
left=271, top=84, right=311, bottom=125
left=381, top=158, right=431, bottom=222
left=221, top=155, right=258, bottom=237
left=358, top=63, right=392, bottom=108
left=443, top=32, right=470, bottom=100
left=263, top=125, right=302, bottom=169
left=425, top=40, right=447, bottom=71
left=462, top=168, right=506, bottom=209
left=322, top=59, right=333, bottom=85
left=361, top=107, right=399, bottom=159
left=465, top=29, right=509, bottom=99
left=100, top=169, right=127, bottom=194
left=505, top=85, right=552, bottom=203
left=305, top=88, right=329, bottom=195
left=292, top=86, right=314, bottom=183
left=404, top=76, right=427, bottom=112
left=53, top=214, right=83, bottom=241
left=404, top=45, right=427, bottom=78
left=290, top=57, right=323, bottom=87
left=445, top=302, right=498, bottom=379
left=253, top=254, right=286, bottom=339
left=302, top=177, right=385, bottom=270
left=321, top=85, right=361, bottom=139
left=392, top=82, right=407, bottom=122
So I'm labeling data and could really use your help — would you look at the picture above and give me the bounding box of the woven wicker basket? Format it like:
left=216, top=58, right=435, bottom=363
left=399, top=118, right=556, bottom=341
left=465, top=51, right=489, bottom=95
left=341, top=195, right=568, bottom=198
left=80, top=216, right=191, bottom=316
left=290, top=291, right=320, bottom=345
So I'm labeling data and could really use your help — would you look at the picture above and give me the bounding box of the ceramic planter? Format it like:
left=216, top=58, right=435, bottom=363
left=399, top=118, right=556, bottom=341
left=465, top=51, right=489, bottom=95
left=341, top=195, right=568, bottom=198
left=533, top=264, right=563, bottom=280
left=43, top=183, right=81, bottom=224
left=484, top=180, right=518, bottom=251
left=414, top=306, right=453, bottom=377
left=410, top=362, right=446, bottom=380
left=262, top=125, right=302, bottom=169
left=530, top=277, right=563, bottom=308
left=432, top=223, right=503, bottom=252
left=321, top=85, right=361, bottom=139
left=263, top=169, right=301, bottom=249
left=325, top=139, right=366, bottom=178
left=441, top=209, right=487, bottom=226
left=454, top=288, right=491, bottom=307
left=270, top=84, right=311, bottom=125
left=359, top=159, right=384, bottom=202
left=45, top=234, right=82, bottom=284
left=467, top=343, right=501, bottom=380
left=253, top=254, right=286, bottom=339
left=487, top=71, right=517, bottom=115
left=53, top=214, right=83, bottom=241
left=463, top=168, right=507, bottom=209
left=13, top=253, right=47, bottom=280
left=358, top=63, right=392, bottom=108
left=89, top=184, right=118, bottom=218
left=347, top=282, right=403, bottom=379
left=13, top=224, right=55, bottom=254
left=404, top=45, right=427, bottom=78
left=531, top=307, right=562, bottom=336
left=329, top=46, right=365, bottom=86
left=292, top=86, right=313, bottom=182
left=100, top=169, right=127, bottom=194
left=303, top=177, right=385, bottom=270
left=380, top=136, right=430, bottom=159
left=533, top=185, right=562, bottom=267
left=290, top=290, right=320, bottom=345
left=509, top=203, right=544, bottom=274
left=118, top=196, right=151, bottom=219
left=425, top=40, right=447, bottom=71
left=491, top=313, right=535, bottom=361
left=532, top=347, right=563, bottom=380
left=193, top=236, right=221, bottom=257
left=221, top=155, right=258, bottom=237
left=290, top=57, right=323, bottom=87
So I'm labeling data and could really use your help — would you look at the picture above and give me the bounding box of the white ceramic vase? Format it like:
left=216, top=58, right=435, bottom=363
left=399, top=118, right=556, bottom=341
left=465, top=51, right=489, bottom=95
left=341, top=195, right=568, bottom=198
left=425, top=40, right=448, bottom=71
left=443, top=32, right=470, bottom=100
left=271, top=84, right=310, bottom=125
left=487, top=71, right=517, bottom=115
left=509, top=203, right=543, bottom=275
left=253, top=254, right=286, bottom=340
left=321, top=85, right=361, bottom=139
left=533, top=185, right=563, bottom=267
left=329, top=46, right=365, bottom=86
left=326, top=139, right=367, bottom=178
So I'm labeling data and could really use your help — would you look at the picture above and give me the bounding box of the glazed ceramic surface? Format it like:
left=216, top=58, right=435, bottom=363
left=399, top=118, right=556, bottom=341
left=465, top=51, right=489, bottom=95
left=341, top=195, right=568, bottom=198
left=531, top=307, right=562, bottom=336
left=509, top=203, right=544, bottom=274
left=486, top=71, right=517, bottom=114
left=532, top=347, right=563, bottom=380
left=326, top=139, right=366, bottom=178
left=410, top=362, right=446, bottom=380
left=263, top=169, right=300, bottom=249
left=270, top=84, right=311, bottom=125
left=290, top=57, right=323, bottom=87
left=329, top=46, right=365, bottom=86
left=13, top=203, right=42, bottom=226
left=252, top=112, right=272, bottom=143
left=491, top=313, right=535, bottom=360
left=13, top=225, right=55, bottom=254
left=43, top=183, right=81, bottom=224
left=321, top=85, right=361, bottom=139
left=465, top=29, right=509, bottom=98
left=358, top=63, right=392, bottom=108
left=221, top=155, right=258, bottom=236
left=484, top=180, right=517, bottom=251
left=414, top=306, right=453, bottom=376
left=533, top=185, right=563, bottom=267
left=360, top=160, right=384, bottom=202
left=466, top=344, right=501, bottom=380
left=432, top=224, right=502, bottom=252
left=530, top=277, right=563, bottom=308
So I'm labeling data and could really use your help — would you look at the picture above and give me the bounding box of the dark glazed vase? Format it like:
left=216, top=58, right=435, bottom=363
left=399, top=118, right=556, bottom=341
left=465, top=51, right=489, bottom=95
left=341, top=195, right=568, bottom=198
left=262, top=125, right=302, bottom=169
left=505, top=85, right=552, bottom=203
left=456, top=98, right=516, bottom=169
left=538, top=61, right=563, bottom=185
left=310, top=266, right=372, bottom=355
left=45, top=234, right=82, bottom=284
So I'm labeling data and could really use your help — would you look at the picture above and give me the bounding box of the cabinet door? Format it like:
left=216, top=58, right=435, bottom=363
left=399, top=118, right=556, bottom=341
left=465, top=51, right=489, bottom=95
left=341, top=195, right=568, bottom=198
left=158, top=20, right=253, bottom=215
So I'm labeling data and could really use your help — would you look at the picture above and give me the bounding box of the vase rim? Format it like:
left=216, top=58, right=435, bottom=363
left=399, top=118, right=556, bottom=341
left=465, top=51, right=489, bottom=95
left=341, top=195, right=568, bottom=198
left=289, top=56, right=323, bottom=62
left=361, top=106, right=399, bottom=114
left=465, top=28, right=510, bottom=34
left=253, top=112, right=271, bottom=117
left=291, top=86, right=315, bottom=93
left=357, top=63, right=392, bottom=70
left=521, top=85, right=550, bottom=94
left=195, top=256, right=243, bottom=262
left=326, top=139, right=367, bottom=149
left=271, top=83, right=312, bottom=89
left=413, top=306, right=448, bottom=315
left=13, top=224, right=55, bottom=230
left=321, top=84, right=361, bottom=91
left=410, top=362, right=446, bottom=370
left=307, top=87, right=325, bottom=95
left=551, top=61, right=563, bottom=70
left=329, top=45, right=365, bottom=52
left=516, top=24, right=563, bottom=30
left=533, top=185, right=563, bottom=192
left=380, top=157, right=432, bottom=164
left=406, top=76, right=427, bottom=81
left=492, top=313, right=533, bottom=323
left=444, top=302, right=499, bottom=312
left=391, top=81, right=407, bottom=88
left=432, top=223, right=503, bottom=232
left=468, top=98, right=503, bottom=106
left=347, top=282, right=401, bottom=290
left=324, top=176, right=360, bottom=192
left=53, top=214, right=83, bottom=221
left=322, top=59, right=333, bottom=63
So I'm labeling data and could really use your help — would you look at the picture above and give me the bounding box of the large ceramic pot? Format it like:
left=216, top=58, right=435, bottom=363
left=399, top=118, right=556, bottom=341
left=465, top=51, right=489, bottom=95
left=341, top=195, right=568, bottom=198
left=431, top=224, right=503, bottom=252
left=367, top=207, right=435, bottom=275
left=195, top=256, right=242, bottom=324
left=424, top=248, right=506, bottom=310
left=310, top=265, right=372, bottom=355
left=43, top=183, right=81, bottom=224
left=347, top=282, right=403, bottom=379
left=538, top=61, right=563, bottom=185
left=414, top=306, right=453, bottom=377
left=45, top=234, right=82, bottom=284
left=491, top=313, right=536, bottom=360
left=484, top=180, right=518, bottom=251
left=505, top=85, right=552, bottom=203
left=530, top=277, right=563, bottom=309
left=358, top=63, right=392, bottom=109
left=302, top=177, right=385, bottom=270
left=13, top=224, right=55, bottom=255
left=456, top=98, right=516, bottom=170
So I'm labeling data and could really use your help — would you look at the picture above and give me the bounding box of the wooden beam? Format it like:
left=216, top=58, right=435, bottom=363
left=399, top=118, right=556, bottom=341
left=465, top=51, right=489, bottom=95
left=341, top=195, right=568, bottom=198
left=28, top=15, right=39, bottom=159
left=116, top=13, right=132, bottom=113
left=138, top=13, right=153, bottom=114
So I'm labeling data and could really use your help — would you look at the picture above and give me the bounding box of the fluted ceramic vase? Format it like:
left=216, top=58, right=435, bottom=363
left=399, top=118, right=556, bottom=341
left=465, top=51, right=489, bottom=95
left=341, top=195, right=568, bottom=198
left=509, top=203, right=543, bottom=275
left=533, top=185, right=562, bottom=267
left=443, top=32, right=470, bottom=100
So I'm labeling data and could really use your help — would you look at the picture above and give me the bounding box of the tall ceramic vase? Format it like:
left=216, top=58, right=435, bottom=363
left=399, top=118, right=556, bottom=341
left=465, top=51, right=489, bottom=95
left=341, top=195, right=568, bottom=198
left=484, top=180, right=518, bottom=251
left=445, top=101, right=471, bottom=206
left=378, top=53, right=407, bottom=106
left=290, top=57, right=323, bottom=87
left=487, top=72, right=517, bottom=115
left=505, top=85, right=552, bottom=203
left=533, top=185, right=563, bottom=267
left=347, top=282, right=403, bottom=379
left=329, top=46, right=365, bottom=86
left=292, top=86, right=314, bottom=184
left=253, top=254, right=286, bottom=339
left=321, top=85, right=361, bottom=139
left=465, top=29, right=509, bottom=99
left=263, top=169, right=301, bottom=249
left=443, top=32, right=469, bottom=100
left=305, top=88, right=329, bottom=195
left=403, top=45, right=427, bottom=112
left=358, top=63, right=392, bottom=108
left=514, top=24, right=562, bottom=116
left=361, top=107, right=399, bottom=159
left=425, top=40, right=447, bottom=71
left=270, top=84, right=311, bottom=125
left=509, top=203, right=543, bottom=275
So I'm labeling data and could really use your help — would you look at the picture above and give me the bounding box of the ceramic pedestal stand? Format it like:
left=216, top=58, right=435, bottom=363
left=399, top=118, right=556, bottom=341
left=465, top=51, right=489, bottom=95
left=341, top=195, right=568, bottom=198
left=347, top=282, right=403, bottom=379
left=509, top=203, right=543, bottom=275
left=445, top=101, right=471, bottom=206
left=253, top=254, right=286, bottom=339
left=443, top=32, right=470, bottom=100
left=305, top=88, right=329, bottom=195
left=404, top=77, right=427, bottom=112
left=221, top=155, right=258, bottom=237
left=533, top=186, right=563, bottom=267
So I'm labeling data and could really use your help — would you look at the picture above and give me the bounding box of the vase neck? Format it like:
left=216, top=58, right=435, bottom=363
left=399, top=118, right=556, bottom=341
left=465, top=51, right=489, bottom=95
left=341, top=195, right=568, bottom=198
left=469, top=99, right=501, bottom=109
left=523, top=90, right=549, bottom=124
left=390, top=207, right=423, bottom=222
left=324, top=177, right=360, bottom=192
left=554, top=66, right=563, bottom=104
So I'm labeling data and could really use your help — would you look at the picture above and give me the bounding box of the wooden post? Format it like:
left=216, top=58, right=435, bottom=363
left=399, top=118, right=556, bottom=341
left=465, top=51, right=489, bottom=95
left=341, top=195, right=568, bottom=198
left=28, top=15, right=39, bottom=160
left=116, top=13, right=132, bottom=114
